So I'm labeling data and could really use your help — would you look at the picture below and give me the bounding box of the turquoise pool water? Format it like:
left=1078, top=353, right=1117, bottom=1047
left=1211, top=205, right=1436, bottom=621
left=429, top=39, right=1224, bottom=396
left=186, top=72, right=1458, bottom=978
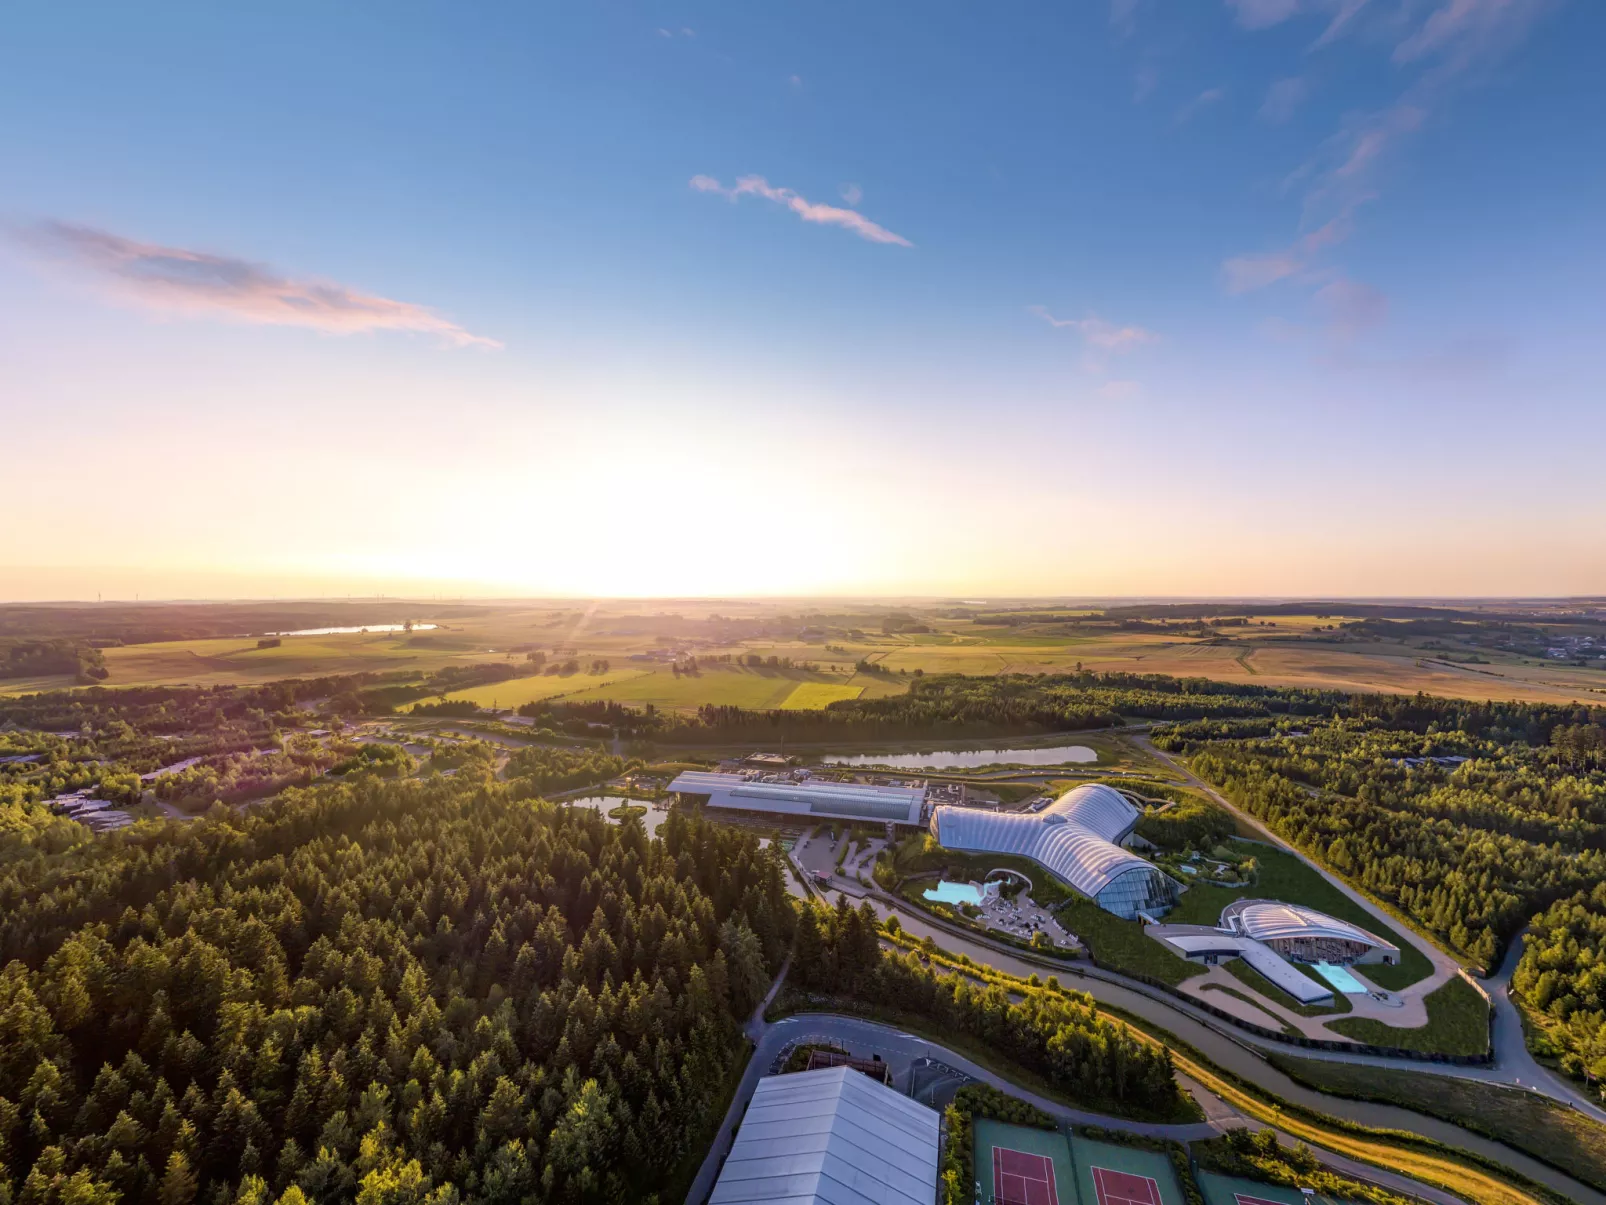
left=1312, top=961, right=1367, bottom=993
left=924, top=880, right=986, bottom=906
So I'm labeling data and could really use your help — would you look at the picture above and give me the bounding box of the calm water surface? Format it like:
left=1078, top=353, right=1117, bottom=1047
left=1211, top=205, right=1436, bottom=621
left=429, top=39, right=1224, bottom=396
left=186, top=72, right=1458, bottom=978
left=826, top=744, right=1097, bottom=769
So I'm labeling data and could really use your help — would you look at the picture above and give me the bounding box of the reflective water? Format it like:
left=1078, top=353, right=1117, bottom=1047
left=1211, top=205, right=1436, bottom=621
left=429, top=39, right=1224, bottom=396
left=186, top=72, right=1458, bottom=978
left=924, top=880, right=987, bottom=906
left=567, top=794, right=668, bottom=835
left=267, top=624, right=439, bottom=636
left=826, top=743, right=1097, bottom=769
left=1312, top=961, right=1367, bottom=993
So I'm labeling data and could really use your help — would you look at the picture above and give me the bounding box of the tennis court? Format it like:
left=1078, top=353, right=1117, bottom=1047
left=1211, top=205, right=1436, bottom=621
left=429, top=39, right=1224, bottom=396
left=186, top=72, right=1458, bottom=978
left=1068, top=1137, right=1183, bottom=1205
left=1195, top=1170, right=1354, bottom=1205
left=973, top=1119, right=1074, bottom=1205
left=995, top=1146, right=1059, bottom=1205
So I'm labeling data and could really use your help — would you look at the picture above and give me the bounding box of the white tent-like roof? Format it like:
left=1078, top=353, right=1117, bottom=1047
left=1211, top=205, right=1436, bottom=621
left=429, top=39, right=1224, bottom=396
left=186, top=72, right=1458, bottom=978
left=1224, top=901, right=1399, bottom=957
left=709, top=1066, right=940, bottom=1205
left=929, top=783, right=1163, bottom=902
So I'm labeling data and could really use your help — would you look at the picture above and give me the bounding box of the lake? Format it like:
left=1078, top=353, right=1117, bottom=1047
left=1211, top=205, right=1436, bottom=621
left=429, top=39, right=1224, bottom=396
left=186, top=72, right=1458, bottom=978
left=566, top=794, right=669, bottom=835
left=825, top=743, right=1098, bottom=770
left=267, top=624, right=440, bottom=636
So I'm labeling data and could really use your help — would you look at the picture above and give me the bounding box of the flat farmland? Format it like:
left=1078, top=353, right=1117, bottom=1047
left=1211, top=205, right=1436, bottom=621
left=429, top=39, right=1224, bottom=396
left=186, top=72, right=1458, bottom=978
left=552, top=664, right=857, bottom=711
left=778, top=682, right=864, bottom=709
left=97, top=632, right=515, bottom=687
left=438, top=668, right=654, bottom=710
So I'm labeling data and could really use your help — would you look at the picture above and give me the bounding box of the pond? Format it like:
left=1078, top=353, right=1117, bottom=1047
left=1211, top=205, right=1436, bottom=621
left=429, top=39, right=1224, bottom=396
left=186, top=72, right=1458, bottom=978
left=923, top=880, right=990, bottom=906
left=267, top=624, right=439, bottom=636
left=825, top=743, right=1098, bottom=770
left=566, top=794, right=669, bottom=835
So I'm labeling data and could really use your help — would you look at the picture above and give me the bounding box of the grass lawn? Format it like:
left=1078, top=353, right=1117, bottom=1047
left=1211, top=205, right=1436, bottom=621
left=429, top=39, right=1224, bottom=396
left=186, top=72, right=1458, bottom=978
left=1266, top=1053, right=1606, bottom=1194
left=1058, top=898, right=1205, bottom=985
left=1222, top=956, right=1351, bottom=1016
left=1165, top=839, right=1434, bottom=991
left=1327, top=974, right=1490, bottom=1057
left=779, top=682, right=864, bottom=709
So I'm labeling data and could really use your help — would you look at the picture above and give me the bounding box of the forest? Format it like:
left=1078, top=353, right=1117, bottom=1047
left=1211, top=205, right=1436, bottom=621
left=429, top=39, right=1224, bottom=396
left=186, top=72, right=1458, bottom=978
left=787, top=897, right=1187, bottom=1120
left=1154, top=699, right=1606, bottom=1083
left=0, top=776, right=794, bottom=1205
left=518, top=671, right=1353, bottom=743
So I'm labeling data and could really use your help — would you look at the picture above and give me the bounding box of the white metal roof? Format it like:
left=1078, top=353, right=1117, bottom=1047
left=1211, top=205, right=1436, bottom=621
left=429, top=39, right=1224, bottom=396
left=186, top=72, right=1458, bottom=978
left=669, top=771, right=926, bottom=825
left=709, top=1066, right=940, bottom=1205
left=1226, top=901, right=1399, bottom=955
left=1154, top=932, right=1335, bottom=1004
left=930, top=783, right=1155, bottom=899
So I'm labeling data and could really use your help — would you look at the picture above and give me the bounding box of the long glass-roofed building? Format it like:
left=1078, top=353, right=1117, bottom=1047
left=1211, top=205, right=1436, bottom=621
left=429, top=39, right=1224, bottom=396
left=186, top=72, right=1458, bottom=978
left=929, top=783, right=1177, bottom=919
left=668, top=770, right=927, bottom=827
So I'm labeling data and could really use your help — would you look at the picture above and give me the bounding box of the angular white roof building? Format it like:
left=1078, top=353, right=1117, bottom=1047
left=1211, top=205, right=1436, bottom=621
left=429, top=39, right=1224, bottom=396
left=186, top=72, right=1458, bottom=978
left=1222, top=899, right=1400, bottom=965
left=669, top=771, right=926, bottom=826
left=928, top=783, right=1177, bottom=919
left=709, top=1065, right=940, bottom=1205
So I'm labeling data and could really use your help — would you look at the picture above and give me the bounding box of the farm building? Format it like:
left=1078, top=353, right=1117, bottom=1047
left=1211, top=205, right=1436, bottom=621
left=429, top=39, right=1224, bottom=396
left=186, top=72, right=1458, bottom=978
left=668, top=770, right=927, bottom=827
left=928, top=783, right=1178, bottom=920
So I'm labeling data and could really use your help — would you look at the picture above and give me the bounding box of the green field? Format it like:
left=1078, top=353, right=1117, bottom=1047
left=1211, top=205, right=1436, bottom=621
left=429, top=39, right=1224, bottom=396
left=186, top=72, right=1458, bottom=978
left=1327, top=974, right=1490, bottom=1057
left=439, top=668, right=653, bottom=710
left=778, top=682, right=864, bottom=709
left=1266, top=1053, right=1606, bottom=1193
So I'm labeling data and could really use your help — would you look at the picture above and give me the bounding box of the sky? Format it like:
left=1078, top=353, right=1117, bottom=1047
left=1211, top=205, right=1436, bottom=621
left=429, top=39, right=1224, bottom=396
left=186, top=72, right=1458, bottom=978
left=2, top=0, right=1603, bottom=601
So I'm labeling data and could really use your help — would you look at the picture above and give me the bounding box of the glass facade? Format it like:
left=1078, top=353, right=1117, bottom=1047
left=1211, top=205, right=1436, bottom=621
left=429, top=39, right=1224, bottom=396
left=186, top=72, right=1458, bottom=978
left=1093, top=866, right=1180, bottom=920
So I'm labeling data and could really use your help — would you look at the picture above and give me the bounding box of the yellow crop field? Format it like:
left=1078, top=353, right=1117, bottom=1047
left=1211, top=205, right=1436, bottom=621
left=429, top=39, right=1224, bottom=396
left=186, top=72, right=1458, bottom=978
left=778, top=682, right=864, bottom=709
left=437, top=668, right=653, bottom=710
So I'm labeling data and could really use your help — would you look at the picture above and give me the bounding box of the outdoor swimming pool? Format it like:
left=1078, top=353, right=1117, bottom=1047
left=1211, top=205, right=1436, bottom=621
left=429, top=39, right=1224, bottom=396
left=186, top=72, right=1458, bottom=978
left=924, top=880, right=987, bottom=906
left=1312, top=961, right=1367, bottom=993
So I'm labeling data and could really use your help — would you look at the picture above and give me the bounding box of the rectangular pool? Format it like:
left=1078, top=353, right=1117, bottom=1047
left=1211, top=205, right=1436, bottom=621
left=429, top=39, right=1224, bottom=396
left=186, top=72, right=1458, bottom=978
left=924, top=880, right=986, bottom=906
left=1312, top=961, right=1367, bottom=993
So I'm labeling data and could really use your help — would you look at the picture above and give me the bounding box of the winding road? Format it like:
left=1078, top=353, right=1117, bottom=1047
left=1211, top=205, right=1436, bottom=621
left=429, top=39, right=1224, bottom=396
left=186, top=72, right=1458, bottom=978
left=1134, top=735, right=1606, bottom=1122
left=685, top=965, right=1485, bottom=1205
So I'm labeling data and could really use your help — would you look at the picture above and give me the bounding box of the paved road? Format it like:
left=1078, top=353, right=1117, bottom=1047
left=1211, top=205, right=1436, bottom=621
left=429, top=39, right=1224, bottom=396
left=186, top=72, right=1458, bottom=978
left=1135, top=735, right=1606, bottom=1121
left=684, top=992, right=1473, bottom=1205
left=837, top=891, right=1606, bottom=1205
left=1485, top=929, right=1606, bottom=1120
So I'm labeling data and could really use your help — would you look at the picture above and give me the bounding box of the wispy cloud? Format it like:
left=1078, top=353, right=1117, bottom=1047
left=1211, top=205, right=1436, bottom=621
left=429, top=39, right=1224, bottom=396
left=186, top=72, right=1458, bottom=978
left=1312, top=0, right=1370, bottom=48
left=17, top=221, right=499, bottom=348
left=788, top=74, right=803, bottom=90
left=1133, top=64, right=1159, bottom=103
left=1315, top=275, right=1388, bottom=337
left=839, top=183, right=863, bottom=206
left=1260, top=76, right=1308, bottom=123
left=1098, top=379, right=1144, bottom=400
left=1222, top=0, right=1551, bottom=340
left=656, top=26, right=695, bottom=38
left=1176, top=87, right=1226, bottom=123
left=1226, top=0, right=1301, bottom=30
left=690, top=175, right=912, bottom=246
left=1110, top=0, right=1140, bottom=39
left=1031, top=307, right=1158, bottom=352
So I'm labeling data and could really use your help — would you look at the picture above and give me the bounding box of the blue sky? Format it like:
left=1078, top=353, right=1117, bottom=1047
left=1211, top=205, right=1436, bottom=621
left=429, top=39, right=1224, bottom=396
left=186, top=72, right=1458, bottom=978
left=2, top=0, right=1602, bottom=599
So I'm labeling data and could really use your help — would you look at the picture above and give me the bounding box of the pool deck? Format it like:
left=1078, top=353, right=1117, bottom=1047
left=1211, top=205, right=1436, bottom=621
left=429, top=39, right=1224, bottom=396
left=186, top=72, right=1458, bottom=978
left=1169, top=955, right=1429, bottom=1040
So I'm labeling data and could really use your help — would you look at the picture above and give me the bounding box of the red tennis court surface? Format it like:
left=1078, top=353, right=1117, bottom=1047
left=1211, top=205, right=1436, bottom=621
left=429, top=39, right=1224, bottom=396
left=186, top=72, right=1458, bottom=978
left=1232, top=1196, right=1286, bottom=1205
left=1091, top=1166, right=1163, bottom=1205
left=993, top=1146, right=1058, bottom=1205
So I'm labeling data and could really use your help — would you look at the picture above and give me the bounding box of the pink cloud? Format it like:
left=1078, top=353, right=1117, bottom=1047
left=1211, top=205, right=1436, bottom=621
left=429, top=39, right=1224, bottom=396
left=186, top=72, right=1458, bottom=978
left=690, top=175, right=912, bottom=246
left=1226, top=0, right=1301, bottom=30
left=1260, top=77, right=1308, bottom=124
left=1221, top=252, right=1305, bottom=294
left=1315, top=276, right=1388, bottom=336
left=21, top=221, right=498, bottom=348
left=1031, top=307, right=1158, bottom=352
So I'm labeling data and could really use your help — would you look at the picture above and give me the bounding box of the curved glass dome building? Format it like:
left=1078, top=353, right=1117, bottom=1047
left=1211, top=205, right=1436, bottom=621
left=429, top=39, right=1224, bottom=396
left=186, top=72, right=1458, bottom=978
left=1221, top=899, right=1400, bottom=965
left=928, top=783, right=1178, bottom=919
